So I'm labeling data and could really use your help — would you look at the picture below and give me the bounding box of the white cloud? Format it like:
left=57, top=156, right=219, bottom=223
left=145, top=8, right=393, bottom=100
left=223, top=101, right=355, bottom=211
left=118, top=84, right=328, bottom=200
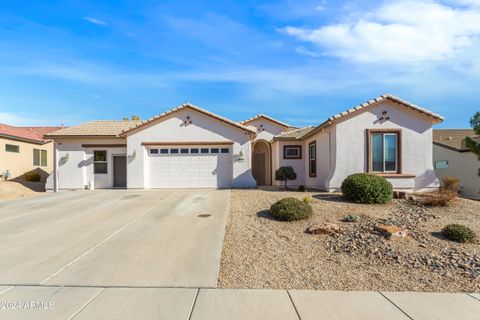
left=0, top=112, right=57, bottom=126
left=295, top=46, right=321, bottom=57
left=282, top=0, right=480, bottom=63
left=83, top=16, right=107, bottom=26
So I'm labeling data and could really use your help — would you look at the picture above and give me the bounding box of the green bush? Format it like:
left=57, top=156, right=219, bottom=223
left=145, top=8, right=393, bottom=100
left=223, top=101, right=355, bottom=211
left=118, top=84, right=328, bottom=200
left=302, top=196, right=312, bottom=203
left=274, top=166, right=297, bottom=190
left=342, top=214, right=360, bottom=222
left=23, top=171, right=42, bottom=182
left=341, top=173, right=393, bottom=204
left=270, top=197, right=313, bottom=221
left=298, top=185, right=306, bottom=192
left=442, top=224, right=476, bottom=243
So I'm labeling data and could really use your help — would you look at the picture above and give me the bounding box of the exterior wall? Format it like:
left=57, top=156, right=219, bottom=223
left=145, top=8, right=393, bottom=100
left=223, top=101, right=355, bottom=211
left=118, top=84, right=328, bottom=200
left=433, top=145, right=480, bottom=199
left=304, top=126, right=335, bottom=190
left=48, top=138, right=126, bottom=190
left=327, top=101, right=439, bottom=191
left=247, top=118, right=287, bottom=142
left=272, top=140, right=305, bottom=187
left=126, top=108, right=256, bottom=188
left=0, top=137, right=54, bottom=178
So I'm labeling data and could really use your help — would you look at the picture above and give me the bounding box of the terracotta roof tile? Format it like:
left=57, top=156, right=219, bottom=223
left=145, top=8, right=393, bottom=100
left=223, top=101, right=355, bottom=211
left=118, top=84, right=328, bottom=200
left=433, top=129, right=478, bottom=152
left=274, top=126, right=315, bottom=140
left=0, top=123, right=63, bottom=143
left=44, top=120, right=140, bottom=137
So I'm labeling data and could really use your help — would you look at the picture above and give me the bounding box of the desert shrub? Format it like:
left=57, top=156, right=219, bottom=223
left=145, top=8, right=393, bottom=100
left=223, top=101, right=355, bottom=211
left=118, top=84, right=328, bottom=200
left=341, top=173, right=393, bottom=204
left=302, top=196, right=312, bottom=204
left=414, top=190, right=456, bottom=207
left=23, top=171, right=42, bottom=182
left=298, top=185, right=306, bottom=192
left=270, top=197, right=313, bottom=221
left=442, top=176, right=461, bottom=193
left=275, top=166, right=297, bottom=190
left=342, top=214, right=360, bottom=223
left=442, top=224, right=476, bottom=243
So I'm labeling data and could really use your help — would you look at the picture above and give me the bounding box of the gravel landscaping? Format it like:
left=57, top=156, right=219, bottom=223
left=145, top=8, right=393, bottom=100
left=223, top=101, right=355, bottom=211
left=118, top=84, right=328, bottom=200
left=0, top=180, right=46, bottom=202
left=218, top=188, right=480, bottom=292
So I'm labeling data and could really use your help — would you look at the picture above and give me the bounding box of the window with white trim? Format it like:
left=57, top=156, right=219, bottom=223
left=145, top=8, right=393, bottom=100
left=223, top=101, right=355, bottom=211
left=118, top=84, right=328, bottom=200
left=94, top=151, right=107, bottom=174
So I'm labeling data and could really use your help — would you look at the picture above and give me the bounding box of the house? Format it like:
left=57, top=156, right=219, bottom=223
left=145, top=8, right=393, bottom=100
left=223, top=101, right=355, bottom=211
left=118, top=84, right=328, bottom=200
left=0, top=123, right=63, bottom=179
left=44, top=94, right=444, bottom=192
left=433, top=129, right=480, bottom=199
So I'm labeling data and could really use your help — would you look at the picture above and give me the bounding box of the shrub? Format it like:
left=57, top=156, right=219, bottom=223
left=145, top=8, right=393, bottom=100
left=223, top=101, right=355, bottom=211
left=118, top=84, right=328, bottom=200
left=342, top=214, right=360, bottom=223
left=275, top=166, right=297, bottom=190
left=23, top=171, right=42, bottom=182
left=302, top=196, right=312, bottom=204
left=442, top=176, right=460, bottom=193
left=270, top=197, right=313, bottom=221
left=414, top=190, right=456, bottom=207
left=442, top=224, right=476, bottom=243
left=341, top=173, right=393, bottom=204
left=298, top=185, right=306, bottom=192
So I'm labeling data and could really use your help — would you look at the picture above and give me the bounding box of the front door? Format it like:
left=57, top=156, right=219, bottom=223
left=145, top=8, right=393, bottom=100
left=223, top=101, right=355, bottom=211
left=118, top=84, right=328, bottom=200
left=252, top=153, right=266, bottom=185
left=113, top=155, right=127, bottom=188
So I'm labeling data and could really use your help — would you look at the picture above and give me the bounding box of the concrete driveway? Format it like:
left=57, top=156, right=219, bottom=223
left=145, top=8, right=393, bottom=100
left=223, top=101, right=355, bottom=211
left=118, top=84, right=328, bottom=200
left=0, top=189, right=229, bottom=288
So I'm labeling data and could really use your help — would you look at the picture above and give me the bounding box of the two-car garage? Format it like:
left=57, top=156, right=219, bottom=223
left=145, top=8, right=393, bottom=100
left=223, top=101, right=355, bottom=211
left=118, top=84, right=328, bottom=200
left=147, top=144, right=232, bottom=188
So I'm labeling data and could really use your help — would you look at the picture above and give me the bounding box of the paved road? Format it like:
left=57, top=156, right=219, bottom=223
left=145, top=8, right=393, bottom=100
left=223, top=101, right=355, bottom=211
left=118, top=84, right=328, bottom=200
left=0, top=189, right=229, bottom=287
left=0, top=286, right=478, bottom=319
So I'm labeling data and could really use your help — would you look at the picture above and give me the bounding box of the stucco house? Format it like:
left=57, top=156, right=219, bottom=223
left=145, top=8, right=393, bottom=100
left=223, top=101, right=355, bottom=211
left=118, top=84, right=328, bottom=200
left=433, top=129, right=480, bottom=199
left=0, top=123, right=63, bottom=179
left=45, top=94, right=444, bottom=192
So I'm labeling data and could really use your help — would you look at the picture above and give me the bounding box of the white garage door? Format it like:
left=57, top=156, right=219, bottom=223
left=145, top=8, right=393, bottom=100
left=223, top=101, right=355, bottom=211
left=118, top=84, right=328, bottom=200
left=148, top=146, right=232, bottom=188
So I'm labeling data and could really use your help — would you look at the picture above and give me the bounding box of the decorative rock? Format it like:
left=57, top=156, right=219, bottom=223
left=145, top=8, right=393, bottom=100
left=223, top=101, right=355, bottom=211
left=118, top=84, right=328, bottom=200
left=307, top=223, right=343, bottom=235
left=374, top=224, right=408, bottom=239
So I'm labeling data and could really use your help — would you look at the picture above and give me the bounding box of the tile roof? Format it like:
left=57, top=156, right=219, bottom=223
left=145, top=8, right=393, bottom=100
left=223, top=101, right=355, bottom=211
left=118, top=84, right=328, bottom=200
left=274, top=126, right=316, bottom=140
left=239, top=114, right=290, bottom=128
left=44, top=120, right=141, bottom=138
left=433, top=129, right=478, bottom=152
left=301, top=94, right=445, bottom=140
left=0, top=123, right=63, bottom=144
left=119, top=103, right=256, bottom=136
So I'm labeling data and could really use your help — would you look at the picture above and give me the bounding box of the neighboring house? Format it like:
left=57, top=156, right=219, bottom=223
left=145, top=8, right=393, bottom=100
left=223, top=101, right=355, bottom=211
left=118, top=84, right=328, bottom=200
left=433, top=129, right=480, bottom=199
left=0, top=123, right=63, bottom=179
left=45, top=94, right=444, bottom=192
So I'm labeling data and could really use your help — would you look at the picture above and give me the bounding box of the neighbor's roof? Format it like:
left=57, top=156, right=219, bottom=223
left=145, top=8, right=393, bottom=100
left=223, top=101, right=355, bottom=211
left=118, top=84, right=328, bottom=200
left=119, top=103, right=256, bottom=136
left=433, top=129, right=479, bottom=152
left=274, top=126, right=316, bottom=140
left=0, top=123, right=63, bottom=144
left=44, top=120, right=141, bottom=138
left=240, top=114, right=290, bottom=128
left=301, top=94, right=445, bottom=140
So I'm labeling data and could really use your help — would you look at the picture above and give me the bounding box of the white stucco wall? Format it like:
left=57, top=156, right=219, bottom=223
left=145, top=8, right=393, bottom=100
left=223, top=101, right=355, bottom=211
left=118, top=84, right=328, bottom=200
left=48, top=138, right=126, bottom=190
left=272, top=140, right=305, bottom=187
left=126, top=108, right=256, bottom=188
left=327, top=101, right=439, bottom=191
left=433, top=145, right=480, bottom=199
left=246, top=118, right=287, bottom=142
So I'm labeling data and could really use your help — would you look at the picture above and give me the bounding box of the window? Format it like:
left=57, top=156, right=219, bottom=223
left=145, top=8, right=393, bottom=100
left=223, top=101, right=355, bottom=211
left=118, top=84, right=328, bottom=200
left=309, top=141, right=316, bottom=177
left=94, top=151, right=107, bottom=174
left=5, top=144, right=19, bottom=153
left=170, top=149, right=179, bottom=154
left=160, top=149, right=169, bottom=154
left=211, top=148, right=219, bottom=154
left=283, top=145, right=302, bottom=159
left=33, top=149, right=40, bottom=166
left=435, top=160, right=449, bottom=169
left=369, top=130, right=400, bottom=173
left=221, top=148, right=229, bottom=154
left=191, top=148, right=199, bottom=154
left=41, top=150, right=47, bottom=166
left=201, top=148, right=209, bottom=154
left=150, top=148, right=159, bottom=154
left=180, top=148, right=189, bottom=154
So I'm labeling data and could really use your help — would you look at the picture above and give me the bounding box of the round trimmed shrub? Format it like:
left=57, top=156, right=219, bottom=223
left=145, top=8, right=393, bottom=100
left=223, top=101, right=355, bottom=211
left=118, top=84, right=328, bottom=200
left=442, top=224, right=476, bottom=243
left=270, top=197, right=313, bottom=221
left=341, top=173, right=393, bottom=204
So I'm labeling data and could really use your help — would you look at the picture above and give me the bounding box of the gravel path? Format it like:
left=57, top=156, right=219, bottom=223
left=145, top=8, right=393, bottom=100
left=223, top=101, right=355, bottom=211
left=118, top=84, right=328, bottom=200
left=218, top=188, right=480, bottom=292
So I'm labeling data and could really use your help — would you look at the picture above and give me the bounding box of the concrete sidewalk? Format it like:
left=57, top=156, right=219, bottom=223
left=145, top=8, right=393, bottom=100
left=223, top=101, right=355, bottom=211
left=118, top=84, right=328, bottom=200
left=0, top=286, right=479, bottom=320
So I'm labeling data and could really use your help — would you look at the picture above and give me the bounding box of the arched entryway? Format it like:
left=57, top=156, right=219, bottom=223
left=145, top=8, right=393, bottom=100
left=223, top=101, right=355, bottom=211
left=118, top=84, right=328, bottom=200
left=252, top=140, right=271, bottom=186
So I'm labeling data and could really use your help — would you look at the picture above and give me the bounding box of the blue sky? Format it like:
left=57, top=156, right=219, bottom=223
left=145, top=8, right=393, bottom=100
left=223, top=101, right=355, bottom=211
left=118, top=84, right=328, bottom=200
left=0, top=0, right=479, bottom=128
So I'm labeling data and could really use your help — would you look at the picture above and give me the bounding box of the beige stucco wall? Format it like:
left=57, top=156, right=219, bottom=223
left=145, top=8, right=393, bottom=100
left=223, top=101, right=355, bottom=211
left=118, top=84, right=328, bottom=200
left=0, top=137, right=54, bottom=178
left=433, top=144, right=480, bottom=199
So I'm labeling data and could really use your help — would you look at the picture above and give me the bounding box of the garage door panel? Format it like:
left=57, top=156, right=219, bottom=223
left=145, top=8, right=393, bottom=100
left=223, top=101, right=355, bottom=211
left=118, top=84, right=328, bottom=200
left=148, top=146, right=231, bottom=188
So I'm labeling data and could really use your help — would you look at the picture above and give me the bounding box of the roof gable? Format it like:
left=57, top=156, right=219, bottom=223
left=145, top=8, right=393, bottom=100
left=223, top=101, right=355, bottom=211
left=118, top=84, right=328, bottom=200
left=119, top=103, right=256, bottom=136
left=240, top=114, right=290, bottom=128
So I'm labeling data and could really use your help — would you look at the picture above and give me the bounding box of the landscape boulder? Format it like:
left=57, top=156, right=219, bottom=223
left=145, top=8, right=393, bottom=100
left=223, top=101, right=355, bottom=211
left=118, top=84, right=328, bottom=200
left=307, top=223, right=343, bottom=235
left=374, top=224, right=408, bottom=239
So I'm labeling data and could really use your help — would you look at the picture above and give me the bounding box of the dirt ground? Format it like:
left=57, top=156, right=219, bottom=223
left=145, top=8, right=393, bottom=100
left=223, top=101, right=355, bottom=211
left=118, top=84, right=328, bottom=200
left=0, top=180, right=46, bottom=202
left=219, top=188, right=480, bottom=292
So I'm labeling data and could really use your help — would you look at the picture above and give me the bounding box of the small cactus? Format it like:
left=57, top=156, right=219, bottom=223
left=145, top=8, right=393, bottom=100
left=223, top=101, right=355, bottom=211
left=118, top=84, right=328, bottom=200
left=342, top=214, right=360, bottom=223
